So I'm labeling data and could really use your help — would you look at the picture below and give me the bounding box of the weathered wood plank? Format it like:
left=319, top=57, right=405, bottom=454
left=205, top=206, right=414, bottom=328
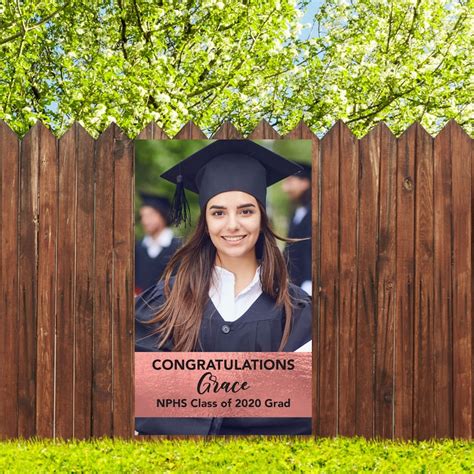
left=375, top=123, right=397, bottom=438
left=337, top=123, right=358, bottom=437
left=318, top=121, right=340, bottom=436
left=174, top=121, right=207, bottom=140
left=355, top=126, right=380, bottom=437
left=35, top=123, right=58, bottom=438
left=17, top=125, right=40, bottom=438
left=451, top=122, right=472, bottom=438
left=433, top=122, right=453, bottom=438
left=73, top=124, right=95, bottom=439
left=112, top=126, right=134, bottom=437
left=92, top=124, right=115, bottom=437
left=55, top=126, right=77, bottom=439
left=0, top=122, right=20, bottom=439
left=2, top=119, right=473, bottom=440
left=394, top=124, right=416, bottom=440
left=413, top=124, right=435, bottom=440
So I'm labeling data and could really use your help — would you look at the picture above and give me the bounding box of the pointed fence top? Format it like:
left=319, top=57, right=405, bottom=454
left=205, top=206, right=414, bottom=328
left=397, top=121, right=435, bottom=141
left=321, top=119, right=356, bottom=143
left=22, top=120, right=57, bottom=140
left=137, top=122, right=169, bottom=140
left=0, top=120, right=19, bottom=140
left=58, top=121, right=94, bottom=140
left=435, top=119, right=472, bottom=140
left=248, top=119, right=280, bottom=140
left=370, top=121, right=396, bottom=138
left=212, top=121, right=243, bottom=139
left=173, top=121, right=207, bottom=140
left=284, top=120, right=317, bottom=140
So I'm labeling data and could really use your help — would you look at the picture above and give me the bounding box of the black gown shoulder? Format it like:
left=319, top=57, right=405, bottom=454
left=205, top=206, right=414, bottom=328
left=135, top=279, right=174, bottom=352
left=135, top=237, right=182, bottom=293
left=283, top=283, right=312, bottom=352
left=284, top=207, right=312, bottom=287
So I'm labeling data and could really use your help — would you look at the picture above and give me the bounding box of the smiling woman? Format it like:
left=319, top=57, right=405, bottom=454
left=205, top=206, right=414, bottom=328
left=135, top=140, right=312, bottom=435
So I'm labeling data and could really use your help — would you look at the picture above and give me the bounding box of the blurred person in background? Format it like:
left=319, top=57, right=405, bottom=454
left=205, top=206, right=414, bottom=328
left=282, top=162, right=312, bottom=296
left=135, top=192, right=181, bottom=295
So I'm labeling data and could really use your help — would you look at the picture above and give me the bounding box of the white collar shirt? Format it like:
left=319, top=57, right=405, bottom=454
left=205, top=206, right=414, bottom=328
left=142, top=228, right=174, bottom=258
left=293, top=205, right=308, bottom=225
left=209, top=265, right=263, bottom=323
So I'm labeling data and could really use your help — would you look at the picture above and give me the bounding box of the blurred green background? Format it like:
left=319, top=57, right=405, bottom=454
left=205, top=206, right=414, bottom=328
left=135, top=139, right=312, bottom=248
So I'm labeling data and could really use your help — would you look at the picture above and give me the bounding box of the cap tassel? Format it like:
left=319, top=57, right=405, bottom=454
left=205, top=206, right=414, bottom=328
left=170, top=174, right=191, bottom=227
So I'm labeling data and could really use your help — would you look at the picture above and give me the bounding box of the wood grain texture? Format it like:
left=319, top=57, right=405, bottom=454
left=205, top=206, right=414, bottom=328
left=73, top=124, right=95, bottom=439
left=112, top=126, right=134, bottom=438
left=318, top=122, right=340, bottom=436
left=433, top=122, right=454, bottom=438
left=394, top=124, right=416, bottom=440
left=248, top=119, right=280, bottom=140
left=451, top=122, right=472, bottom=438
left=17, top=125, right=40, bottom=438
left=356, top=126, right=380, bottom=438
left=0, top=122, right=20, bottom=439
left=36, top=123, right=58, bottom=438
left=55, top=126, right=77, bottom=439
left=337, top=123, right=358, bottom=437
left=174, top=121, right=207, bottom=140
left=413, top=124, right=435, bottom=440
left=374, top=124, right=397, bottom=438
left=92, top=124, right=115, bottom=437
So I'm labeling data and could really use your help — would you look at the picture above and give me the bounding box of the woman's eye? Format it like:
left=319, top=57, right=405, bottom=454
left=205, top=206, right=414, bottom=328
left=240, top=209, right=254, bottom=215
left=212, top=210, right=224, bottom=217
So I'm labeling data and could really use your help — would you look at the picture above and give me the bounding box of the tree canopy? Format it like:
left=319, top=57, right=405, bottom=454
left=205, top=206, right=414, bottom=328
left=0, top=0, right=472, bottom=137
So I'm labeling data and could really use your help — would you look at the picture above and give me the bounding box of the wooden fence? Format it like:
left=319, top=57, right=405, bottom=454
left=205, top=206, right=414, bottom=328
left=0, top=119, right=472, bottom=440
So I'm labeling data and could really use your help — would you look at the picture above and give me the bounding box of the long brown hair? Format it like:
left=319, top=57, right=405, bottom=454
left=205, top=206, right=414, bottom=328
left=147, top=202, right=296, bottom=351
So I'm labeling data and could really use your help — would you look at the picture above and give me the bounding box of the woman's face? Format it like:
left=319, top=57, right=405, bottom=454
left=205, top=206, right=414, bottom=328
left=205, top=191, right=261, bottom=260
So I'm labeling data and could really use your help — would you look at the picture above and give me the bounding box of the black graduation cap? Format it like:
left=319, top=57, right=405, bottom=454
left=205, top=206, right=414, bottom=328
left=138, top=191, right=172, bottom=224
left=160, top=140, right=303, bottom=226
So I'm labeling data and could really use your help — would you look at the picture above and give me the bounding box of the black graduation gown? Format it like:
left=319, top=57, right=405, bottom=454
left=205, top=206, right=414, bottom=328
left=134, top=237, right=181, bottom=294
left=135, top=280, right=312, bottom=435
left=284, top=205, right=312, bottom=288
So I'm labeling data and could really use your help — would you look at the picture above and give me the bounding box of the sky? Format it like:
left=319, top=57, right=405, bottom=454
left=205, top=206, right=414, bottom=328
left=299, top=0, right=324, bottom=40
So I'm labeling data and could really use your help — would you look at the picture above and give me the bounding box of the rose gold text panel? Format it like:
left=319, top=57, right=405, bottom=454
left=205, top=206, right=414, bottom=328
left=135, top=352, right=311, bottom=417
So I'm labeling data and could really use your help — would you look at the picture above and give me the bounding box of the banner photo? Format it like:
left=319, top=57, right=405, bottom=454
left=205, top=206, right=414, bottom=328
left=134, top=139, right=313, bottom=435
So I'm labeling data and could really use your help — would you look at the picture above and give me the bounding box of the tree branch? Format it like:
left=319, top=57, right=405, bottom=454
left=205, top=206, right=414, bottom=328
left=117, top=0, right=129, bottom=60
left=0, top=1, right=70, bottom=45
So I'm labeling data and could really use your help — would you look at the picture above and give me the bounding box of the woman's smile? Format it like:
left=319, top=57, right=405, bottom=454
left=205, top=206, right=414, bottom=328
left=221, top=234, right=247, bottom=243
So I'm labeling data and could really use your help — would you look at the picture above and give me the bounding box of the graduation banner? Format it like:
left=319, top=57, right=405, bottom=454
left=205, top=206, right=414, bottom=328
left=134, top=138, right=313, bottom=436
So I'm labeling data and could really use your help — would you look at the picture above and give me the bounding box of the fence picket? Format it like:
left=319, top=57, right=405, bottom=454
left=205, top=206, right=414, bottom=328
left=0, top=122, right=20, bottom=439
